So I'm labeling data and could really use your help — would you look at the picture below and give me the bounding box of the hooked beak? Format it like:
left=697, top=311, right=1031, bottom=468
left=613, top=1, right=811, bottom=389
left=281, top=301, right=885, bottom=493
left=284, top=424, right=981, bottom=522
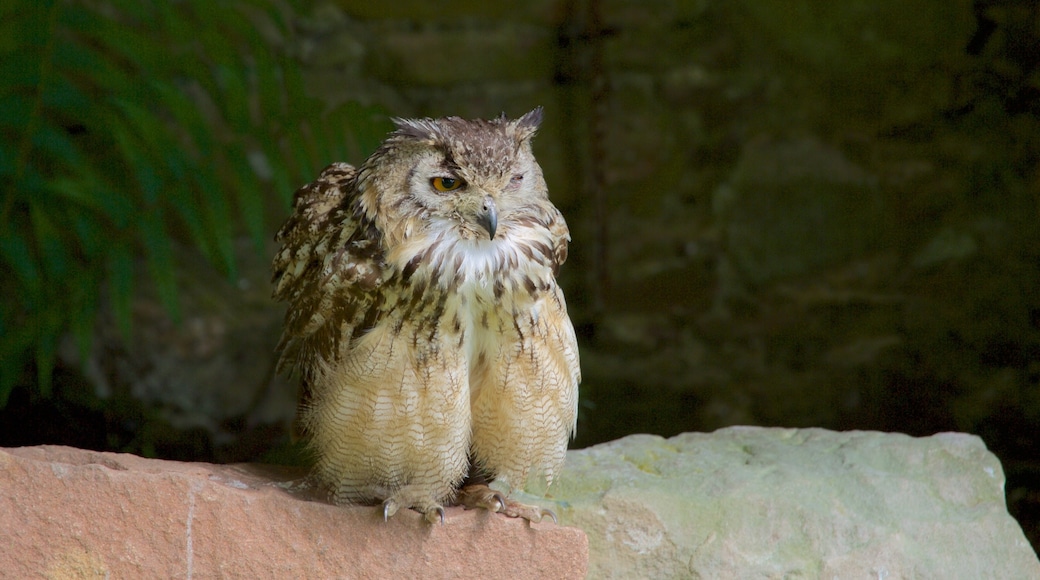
left=478, top=196, right=498, bottom=240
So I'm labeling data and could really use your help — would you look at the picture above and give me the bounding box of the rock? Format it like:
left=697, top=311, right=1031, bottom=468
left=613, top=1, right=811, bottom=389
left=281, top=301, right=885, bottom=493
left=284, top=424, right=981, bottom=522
left=7, top=430, right=1037, bottom=578
left=538, top=427, right=1040, bottom=579
left=0, top=446, right=588, bottom=579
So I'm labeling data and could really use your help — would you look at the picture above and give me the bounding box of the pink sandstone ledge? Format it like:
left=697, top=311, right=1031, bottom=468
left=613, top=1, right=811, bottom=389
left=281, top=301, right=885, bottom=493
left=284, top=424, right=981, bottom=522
left=0, top=445, right=588, bottom=579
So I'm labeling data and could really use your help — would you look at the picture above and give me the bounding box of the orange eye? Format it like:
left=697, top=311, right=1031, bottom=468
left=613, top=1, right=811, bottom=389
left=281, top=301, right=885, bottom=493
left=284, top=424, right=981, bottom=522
left=431, top=177, right=463, bottom=192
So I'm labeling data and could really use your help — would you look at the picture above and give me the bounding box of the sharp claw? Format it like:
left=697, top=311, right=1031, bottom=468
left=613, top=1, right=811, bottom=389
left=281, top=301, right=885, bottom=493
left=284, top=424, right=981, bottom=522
left=491, top=492, right=507, bottom=513
left=383, top=499, right=396, bottom=522
left=425, top=505, right=445, bottom=525
left=541, top=508, right=558, bottom=525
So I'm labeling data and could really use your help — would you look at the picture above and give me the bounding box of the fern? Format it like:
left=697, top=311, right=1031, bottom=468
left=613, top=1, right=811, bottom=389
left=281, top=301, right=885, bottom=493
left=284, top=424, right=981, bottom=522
left=0, top=0, right=391, bottom=405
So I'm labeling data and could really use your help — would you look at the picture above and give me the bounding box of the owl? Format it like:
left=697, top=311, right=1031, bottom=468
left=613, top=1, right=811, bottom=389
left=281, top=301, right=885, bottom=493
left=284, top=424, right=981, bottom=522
left=271, top=108, right=580, bottom=524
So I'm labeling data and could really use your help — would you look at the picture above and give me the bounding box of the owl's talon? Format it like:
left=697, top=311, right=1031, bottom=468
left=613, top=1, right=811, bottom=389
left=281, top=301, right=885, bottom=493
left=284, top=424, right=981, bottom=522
left=540, top=508, right=558, bottom=525
left=500, top=499, right=557, bottom=524
left=424, top=505, right=446, bottom=525
left=491, top=491, right=507, bottom=513
left=455, top=483, right=558, bottom=523
left=383, top=498, right=399, bottom=522
left=456, top=483, right=505, bottom=513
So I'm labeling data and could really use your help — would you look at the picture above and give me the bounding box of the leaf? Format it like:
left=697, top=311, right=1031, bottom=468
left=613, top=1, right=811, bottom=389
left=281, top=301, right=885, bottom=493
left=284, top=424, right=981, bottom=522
left=0, top=225, right=41, bottom=293
left=0, top=140, right=19, bottom=177
left=154, top=2, right=189, bottom=44
left=227, top=147, right=267, bottom=249
left=264, top=141, right=294, bottom=205
left=69, top=209, right=105, bottom=260
left=252, top=34, right=286, bottom=121
left=48, top=172, right=134, bottom=229
left=68, top=269, right=99, bottom=367
left=31, top=122, right=82, bottom=167
left=9, top=0, right=56, bottom=52
left=214, top=63, right=252, bottom=133
left=53, top=12, right=134, bottom=92
left=0, top=50, right=42, bottom=95
left=108, top=114, right=162, bottom=205
left=72, top=7, right=165, bottom=76
left=41, top=76, right=92, bottom=122
left=281, top=128, right=311, bottom=185
left=107, top=241, right=134, bottom=341
left=0, top=93, right=33, bottom=132
left=29, top=202, right=69, bottom=280
left=164, top=176, right=210, bottom=248
left=314, top=115, right=340, bottom=167
left=191, top=152, right=237, bottom=277
left=139, top=208, right=179, bottom=321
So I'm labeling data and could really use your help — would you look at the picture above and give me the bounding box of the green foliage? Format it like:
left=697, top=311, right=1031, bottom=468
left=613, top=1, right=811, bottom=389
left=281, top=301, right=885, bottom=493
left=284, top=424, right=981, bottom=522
left=0, top=0, right=392, bottom=405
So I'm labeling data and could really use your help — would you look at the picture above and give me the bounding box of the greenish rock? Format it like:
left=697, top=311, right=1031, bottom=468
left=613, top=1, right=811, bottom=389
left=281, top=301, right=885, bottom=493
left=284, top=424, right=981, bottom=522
left=534, top=428, right=1040, bottom=578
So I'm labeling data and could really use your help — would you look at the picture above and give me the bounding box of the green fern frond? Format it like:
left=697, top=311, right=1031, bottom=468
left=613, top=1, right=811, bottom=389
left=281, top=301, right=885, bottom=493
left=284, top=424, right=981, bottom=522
left=0, top=0, right=393, bottom=406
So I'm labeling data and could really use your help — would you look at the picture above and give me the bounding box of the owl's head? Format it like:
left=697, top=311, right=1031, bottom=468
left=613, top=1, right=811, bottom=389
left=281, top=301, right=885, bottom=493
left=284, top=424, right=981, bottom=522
left=356, top=108, right=548, bottom=245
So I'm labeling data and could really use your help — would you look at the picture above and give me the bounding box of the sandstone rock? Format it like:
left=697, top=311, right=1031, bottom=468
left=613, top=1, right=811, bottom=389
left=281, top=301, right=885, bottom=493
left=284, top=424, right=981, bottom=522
left=0, top=446, right=588, bottom=579
left=535, top=427, right=1040, bottom=579
left=7, top=430, right=1037, bottom=578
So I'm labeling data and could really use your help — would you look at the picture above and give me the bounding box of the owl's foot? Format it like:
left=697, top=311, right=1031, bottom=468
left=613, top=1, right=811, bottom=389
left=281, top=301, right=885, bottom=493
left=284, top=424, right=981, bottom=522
left=455, top=483, right=557, bottom=524
left=381, top=489, right=446, bottom=524
left=456, top=483, right=506, bottom=512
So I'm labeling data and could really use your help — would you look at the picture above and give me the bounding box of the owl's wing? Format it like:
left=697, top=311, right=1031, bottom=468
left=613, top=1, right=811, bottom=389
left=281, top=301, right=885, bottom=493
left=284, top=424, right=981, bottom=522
left=547, top=208, right=570, bottom=273
left=534, top=206, right=579, bottom=439
left=272, top=162, right=358, bottom=322
left=271, top=162, right=389, bottom=431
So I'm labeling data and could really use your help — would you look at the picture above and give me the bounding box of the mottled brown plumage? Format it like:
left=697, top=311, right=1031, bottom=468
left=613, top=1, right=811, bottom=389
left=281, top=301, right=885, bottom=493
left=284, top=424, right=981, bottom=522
left=272, top=109, right=580, bottom=523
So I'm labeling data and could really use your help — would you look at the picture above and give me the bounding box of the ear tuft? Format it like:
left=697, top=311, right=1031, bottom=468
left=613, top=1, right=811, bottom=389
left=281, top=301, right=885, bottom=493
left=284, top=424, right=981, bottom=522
left=391, top=117, right=440, bottom=141
left=514, top=107, right=544, bottom=141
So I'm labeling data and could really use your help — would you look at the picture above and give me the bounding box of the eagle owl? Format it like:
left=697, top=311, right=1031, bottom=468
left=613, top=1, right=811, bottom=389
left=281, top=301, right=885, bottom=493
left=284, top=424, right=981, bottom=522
left=272, top=108, right=580, bottom=523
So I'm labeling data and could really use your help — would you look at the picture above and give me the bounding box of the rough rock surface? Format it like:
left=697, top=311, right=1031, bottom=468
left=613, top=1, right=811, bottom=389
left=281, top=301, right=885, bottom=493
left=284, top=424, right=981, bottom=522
left=6, top=429, right=1038, bottom=579
left=0, top=446, right=587, bottom=579
left=535, top=427, right=1040, bottom=579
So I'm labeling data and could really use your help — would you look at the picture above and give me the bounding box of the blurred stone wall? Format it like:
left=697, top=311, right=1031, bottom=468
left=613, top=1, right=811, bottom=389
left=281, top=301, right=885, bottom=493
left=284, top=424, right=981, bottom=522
left=294, top=0, right=1038, bottom=442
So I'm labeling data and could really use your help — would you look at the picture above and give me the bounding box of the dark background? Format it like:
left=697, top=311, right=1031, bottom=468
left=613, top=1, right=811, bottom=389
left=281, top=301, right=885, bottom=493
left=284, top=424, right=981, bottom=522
left=3, top=0, right=1038, bottom=554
